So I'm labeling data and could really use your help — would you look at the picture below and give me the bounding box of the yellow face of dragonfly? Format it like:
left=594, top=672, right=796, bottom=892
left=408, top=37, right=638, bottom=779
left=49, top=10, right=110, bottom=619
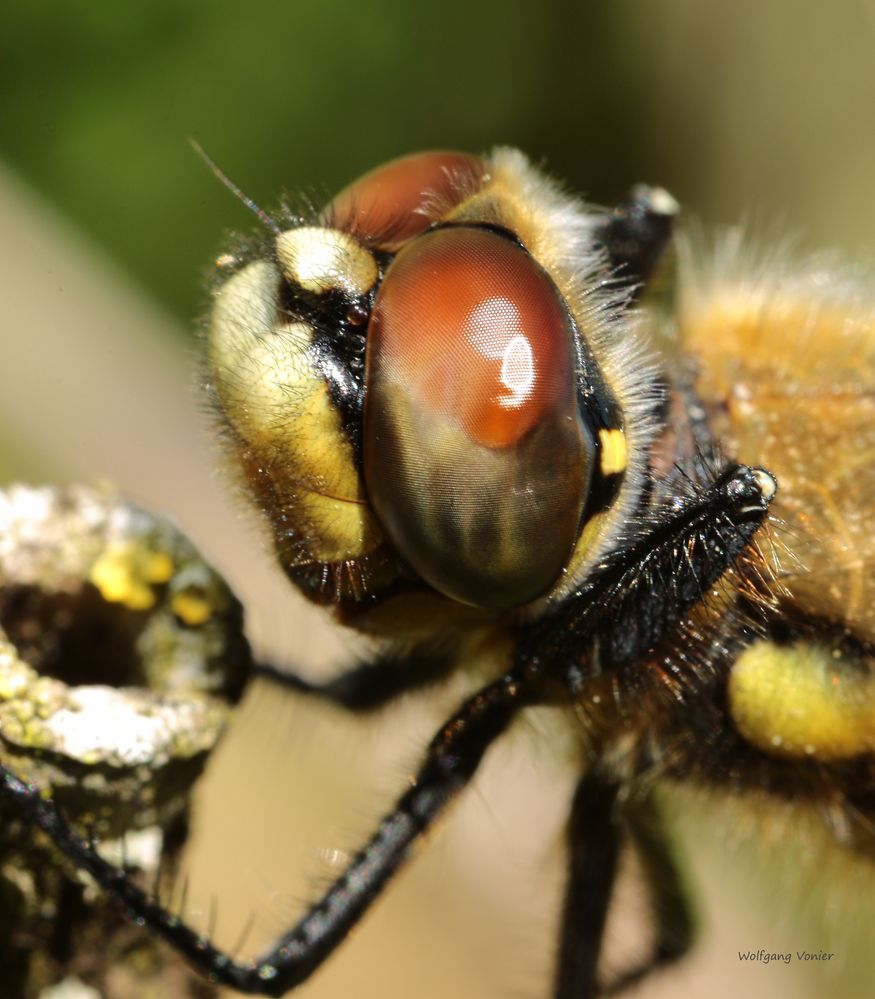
left=207, top=150, right=657, bottom=635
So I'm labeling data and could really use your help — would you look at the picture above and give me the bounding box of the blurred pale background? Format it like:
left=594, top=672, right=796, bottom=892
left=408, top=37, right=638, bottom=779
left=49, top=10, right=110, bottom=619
left=3, top=2, right=875, bottom=997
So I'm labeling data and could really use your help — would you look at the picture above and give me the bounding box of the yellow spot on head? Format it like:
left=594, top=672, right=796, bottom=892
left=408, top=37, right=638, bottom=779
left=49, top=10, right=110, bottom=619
left=276, top=226, right=378, bottom=297
left=598, top=429, right=627, bottom=476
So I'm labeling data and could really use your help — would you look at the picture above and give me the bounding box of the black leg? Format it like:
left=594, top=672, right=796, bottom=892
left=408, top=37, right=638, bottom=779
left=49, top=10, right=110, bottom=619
left=0, top=662, right=537, bottom=996
left=554, top=771, right=622, bottom=999
left=252, top=638, right=458, bottom=712
left=601, top=793, right=694, bottom=996
left=520, top=463, right=776, bottom=676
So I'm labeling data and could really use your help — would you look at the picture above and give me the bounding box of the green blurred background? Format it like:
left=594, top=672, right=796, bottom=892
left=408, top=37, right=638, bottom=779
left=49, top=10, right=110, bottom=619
left=2, top=2, right=875, bottom=998
left=4, top=1, right=875, bottom=325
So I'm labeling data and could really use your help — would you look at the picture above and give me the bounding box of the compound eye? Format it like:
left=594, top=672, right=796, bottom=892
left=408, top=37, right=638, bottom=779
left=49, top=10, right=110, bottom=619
left=364, top=227, right=595, bottom=608
left=326, top=151, right=485, bottom=248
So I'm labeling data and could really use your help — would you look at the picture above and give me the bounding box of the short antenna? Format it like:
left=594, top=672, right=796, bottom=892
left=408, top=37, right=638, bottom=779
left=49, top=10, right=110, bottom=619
left=190, top=138, right=281, bottom=234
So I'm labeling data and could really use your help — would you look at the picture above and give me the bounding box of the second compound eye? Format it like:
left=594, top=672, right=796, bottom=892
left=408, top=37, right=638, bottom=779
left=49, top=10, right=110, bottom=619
left=363, top=226, right=595, bottom=608
left=325, top=150, right=485, bottom=248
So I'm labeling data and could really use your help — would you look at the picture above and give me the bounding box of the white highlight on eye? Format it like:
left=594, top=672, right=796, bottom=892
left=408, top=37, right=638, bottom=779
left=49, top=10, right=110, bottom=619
left=466, top=297, right=535, bottom=408
left=499, top=334, right=535, bottom=406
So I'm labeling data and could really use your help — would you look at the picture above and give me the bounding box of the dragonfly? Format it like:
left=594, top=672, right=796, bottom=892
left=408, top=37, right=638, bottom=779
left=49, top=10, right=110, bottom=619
left=2, top=148, right=874, bottom=998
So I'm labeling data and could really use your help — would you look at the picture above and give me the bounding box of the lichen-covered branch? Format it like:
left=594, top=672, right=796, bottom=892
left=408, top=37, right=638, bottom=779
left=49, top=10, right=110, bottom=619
left=0, top=484, right=252, bottom=998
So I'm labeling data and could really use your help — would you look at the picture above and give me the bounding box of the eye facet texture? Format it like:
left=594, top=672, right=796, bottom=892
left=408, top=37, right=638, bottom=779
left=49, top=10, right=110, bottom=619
left=326, top=150, right=485, bottom=248
left=364, top=226, right=594, bottom=608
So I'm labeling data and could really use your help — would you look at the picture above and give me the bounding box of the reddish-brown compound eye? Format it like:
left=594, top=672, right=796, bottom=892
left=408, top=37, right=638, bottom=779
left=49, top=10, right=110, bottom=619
left=325, top=151, right=485, bottom=248
left=364, top=227, right=595, bottom=608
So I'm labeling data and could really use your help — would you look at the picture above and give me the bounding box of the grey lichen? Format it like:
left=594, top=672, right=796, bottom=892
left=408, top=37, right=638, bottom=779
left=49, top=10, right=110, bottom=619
left=0, top=484, right=253, bottom=997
